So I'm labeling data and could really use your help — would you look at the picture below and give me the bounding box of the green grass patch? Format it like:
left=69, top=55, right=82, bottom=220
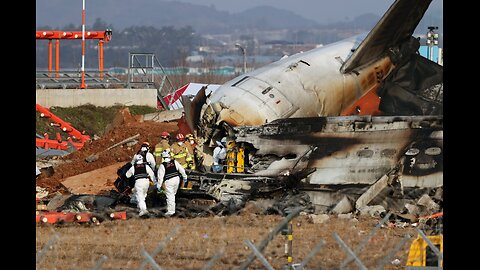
left=36, top=104, right=159, bottom=138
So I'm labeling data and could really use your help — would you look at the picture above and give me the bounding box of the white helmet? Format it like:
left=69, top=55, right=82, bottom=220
left=161, top=150, right=171, bottom=159
left=220, top=137, right=227, bottom=144
left=134, top=154, right=144, bottom=164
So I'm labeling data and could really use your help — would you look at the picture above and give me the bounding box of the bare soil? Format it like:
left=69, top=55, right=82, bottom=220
left=36, top=213, right=416, bottom=270
left=36, top=108, right=179, bottom=195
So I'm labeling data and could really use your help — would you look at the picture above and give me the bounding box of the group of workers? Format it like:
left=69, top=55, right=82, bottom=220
left=125, top=131, right=234, bottom=217
left=126, top=132, right=197, bottom=217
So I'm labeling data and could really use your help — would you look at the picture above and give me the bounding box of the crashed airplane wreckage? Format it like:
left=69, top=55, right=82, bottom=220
left=178, top=0, right=443, bottom=214
left=184, top=115, right=442, bottom=212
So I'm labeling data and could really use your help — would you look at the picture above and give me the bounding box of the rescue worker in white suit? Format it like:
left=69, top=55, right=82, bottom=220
left=125, top=154, right=156, bottom=217
left=156, top=149, right=188, bottom=217
left=129, top=142, right=156, bottom=205
left=131, top=142, right=156, bottom=171
left=212, top=137, right=227, bottom=173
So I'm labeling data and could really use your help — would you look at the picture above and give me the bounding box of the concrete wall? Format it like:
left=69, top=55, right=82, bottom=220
left=36, top=88, right=157, bottom=108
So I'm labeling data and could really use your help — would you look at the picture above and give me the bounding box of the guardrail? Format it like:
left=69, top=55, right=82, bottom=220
left=36, top=70, right=124, bottom=89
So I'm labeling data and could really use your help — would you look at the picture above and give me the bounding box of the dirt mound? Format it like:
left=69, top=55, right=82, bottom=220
left=36, top=109, right=180, bottom=195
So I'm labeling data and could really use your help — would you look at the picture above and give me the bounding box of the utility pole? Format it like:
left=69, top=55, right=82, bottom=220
left=80, top=0, right=86, bottom=89
left=235, top=43, right=246, bottom=73
left=426, top=26, right=439, bottom=62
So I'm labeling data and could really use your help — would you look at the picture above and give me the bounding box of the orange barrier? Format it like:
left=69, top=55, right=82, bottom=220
left=36, top=104, right=90, bottom=150
left=109, top=212, right=127, bottom=220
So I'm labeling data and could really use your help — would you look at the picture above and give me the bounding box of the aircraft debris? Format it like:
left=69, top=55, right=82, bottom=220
left=177, top=115, right=442, bottom=215
left=144, top=108, right=184, bottom=122
left=355, top=172, right=393, bottom=210
left=404, top=203, right=421, bottom=216
left=357, top=205, right=386, bottom=218
left=37, top=0, right=443, bottom=222
left=307, top=214, right=330, bottom=224
left=174, top=0, right=443, bottom=217
left=416, top=194, right=440, bottom=215
left=331, top=196, right=354, bottom=214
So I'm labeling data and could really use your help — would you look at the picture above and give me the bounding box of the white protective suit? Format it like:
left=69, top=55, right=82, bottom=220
left=125, top=158, right=156, bottom=216
left=212, top=140, right=227, bottom=172
left=157, top=159, right=187, bottom=216
left=131, top=148, right=156, bottom=171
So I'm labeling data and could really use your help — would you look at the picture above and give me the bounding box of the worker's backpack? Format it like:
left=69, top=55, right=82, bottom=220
left=114, top=162, right=134, bottom=193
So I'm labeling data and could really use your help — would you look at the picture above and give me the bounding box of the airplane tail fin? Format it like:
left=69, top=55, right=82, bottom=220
left=340, top=0, right=433, bottom=73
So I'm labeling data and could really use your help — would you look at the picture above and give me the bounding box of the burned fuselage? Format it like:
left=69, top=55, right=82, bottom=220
left=185, top=115, right=442, bottom=204
left=181, top=0, right=442, bottom=212
left=234, top=115, right=443, bottom=187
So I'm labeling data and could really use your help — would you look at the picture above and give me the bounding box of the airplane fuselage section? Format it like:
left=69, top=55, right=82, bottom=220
left=201, top=35, right=394, bottom=133
left=232, top=115, right=443, bottom=187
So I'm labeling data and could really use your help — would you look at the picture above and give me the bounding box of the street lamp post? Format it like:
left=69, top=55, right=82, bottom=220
left=426, top=26, right=439, bottom=62
left=235, top=43, right=246, bottom=73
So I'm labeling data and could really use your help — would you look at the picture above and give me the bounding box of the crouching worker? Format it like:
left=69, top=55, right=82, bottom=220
left=157, top=149, right=188, bottom=217
left=125, top=154, right=156, bottom=217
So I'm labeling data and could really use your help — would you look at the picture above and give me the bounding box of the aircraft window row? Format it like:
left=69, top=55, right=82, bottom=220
left=405, top=147, right=442, bottom=156
left=352, top=148, right=398, bottom=159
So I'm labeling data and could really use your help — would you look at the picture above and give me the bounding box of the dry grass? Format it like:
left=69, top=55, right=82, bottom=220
left=36, top=214, right=417, bottom=270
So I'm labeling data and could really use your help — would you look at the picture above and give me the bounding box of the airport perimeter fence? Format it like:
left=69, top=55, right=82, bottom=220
left=36, top=208, right=443, bottom=270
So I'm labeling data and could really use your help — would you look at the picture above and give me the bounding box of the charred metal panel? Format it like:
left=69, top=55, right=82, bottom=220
left=183, top=86, right=207, bottom=132
left=185, top=170, right=289, bottom=201
left=233, top=115, right=442, bottom=186
left=378, top=54, right=443, bottom=115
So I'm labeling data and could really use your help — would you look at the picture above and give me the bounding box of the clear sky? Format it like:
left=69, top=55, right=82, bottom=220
left=173, top=0, right=443, bottom=24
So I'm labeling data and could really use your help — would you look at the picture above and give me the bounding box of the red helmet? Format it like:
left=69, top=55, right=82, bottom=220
left=176, top=133, right=185, bottom=141
left=160, top=131, right=170, bottom=139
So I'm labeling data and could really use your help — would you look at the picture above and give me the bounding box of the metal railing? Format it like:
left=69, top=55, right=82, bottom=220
left=36, top=70, right=123, bottom=89
left=126, top=52, right=179, bottom=110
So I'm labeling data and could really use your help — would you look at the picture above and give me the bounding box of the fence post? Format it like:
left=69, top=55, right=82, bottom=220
left=238, top=207, right=302, bottom=270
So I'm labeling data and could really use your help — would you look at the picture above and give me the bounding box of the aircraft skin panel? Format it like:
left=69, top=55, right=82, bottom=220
left=203, top=37, right=393, bottom=130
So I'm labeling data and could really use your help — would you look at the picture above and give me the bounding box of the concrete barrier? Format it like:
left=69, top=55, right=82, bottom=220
left=143, top=108, right=183, bottom=122
left=36, top=88, right=157, bottom=108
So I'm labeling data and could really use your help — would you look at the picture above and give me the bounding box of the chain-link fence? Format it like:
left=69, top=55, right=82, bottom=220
left=36, top=207, right=443, bottom=270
